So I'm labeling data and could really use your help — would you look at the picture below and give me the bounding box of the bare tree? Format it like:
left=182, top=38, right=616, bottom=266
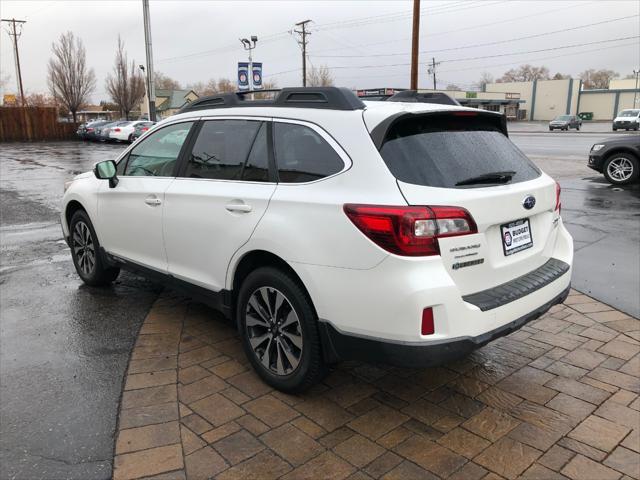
left=552, top=72, right=571, bottom=80
left=498, top=64, right=550, bottom=83
left=216, top=78, right=236, bottom=93
left=445, top=84, right=461, bottom=91
left=25, top=92, right=56, bottom=107
left=106, top=37, right=145, bottom=119
left=580, top=69, right=619, bottom=89
left=155, top=71, right=181, bottom=90
left=47, top=32, right=95, bottom=123
left=307, top=65, right=334, bottom=86
left=474, top=72, right=494, bottom=91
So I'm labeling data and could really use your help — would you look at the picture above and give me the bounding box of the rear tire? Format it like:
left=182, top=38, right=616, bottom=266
left=602, top=153, right=639, bottom=185
left=237, top=267, right=327, bottom=393
left=69, top=210, right=120, bottom=286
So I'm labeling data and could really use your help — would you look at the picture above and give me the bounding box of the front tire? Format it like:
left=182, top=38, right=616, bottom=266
left=603, top=153, right=639, bottom=185
left=69, top=210, right=120, bottom=286
left=237, top=267, right=327, bottom=393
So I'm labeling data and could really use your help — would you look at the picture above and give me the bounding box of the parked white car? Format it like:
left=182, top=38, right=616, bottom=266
left=108, top=120, right=150, bottom=142
left=612, top=109, right=640, bottom=131
left=61, top=87, right=573, bottom=392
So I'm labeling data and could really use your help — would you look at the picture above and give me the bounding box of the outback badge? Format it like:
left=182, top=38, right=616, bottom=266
left=522, top=195, right=536, bottom=210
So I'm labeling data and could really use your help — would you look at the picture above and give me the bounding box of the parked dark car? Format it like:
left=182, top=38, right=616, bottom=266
left=131, top=121, right=156, bottom=141
left=549, top=115, right=582, bottom=131
left=82, top=121, right=112, bottom=141
left=588, top=135, right=640, bottom=185
left=96, top=121, right=129, bottom=142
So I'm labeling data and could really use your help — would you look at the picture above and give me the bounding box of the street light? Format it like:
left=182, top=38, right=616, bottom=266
left=239, top=36, right=258, bottom=95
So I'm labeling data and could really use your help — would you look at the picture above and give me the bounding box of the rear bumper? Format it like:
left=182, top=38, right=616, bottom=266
left=320, top=285, right=570, bottom=367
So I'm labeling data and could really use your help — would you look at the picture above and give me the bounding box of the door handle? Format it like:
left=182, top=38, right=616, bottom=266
left=145, top=197, right=162, bottom=206
left=225, top=203, right=252, bottom=213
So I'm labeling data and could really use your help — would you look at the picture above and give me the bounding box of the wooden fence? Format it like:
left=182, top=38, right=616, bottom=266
left=0, top=107, right=78, bottom=142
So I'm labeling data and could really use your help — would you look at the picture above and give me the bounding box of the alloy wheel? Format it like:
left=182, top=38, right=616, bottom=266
left=245, top=287, right=303, bottom=376
left=72, top=221, right=96, bottom=276
left=607, top=157, right=634, bottom=182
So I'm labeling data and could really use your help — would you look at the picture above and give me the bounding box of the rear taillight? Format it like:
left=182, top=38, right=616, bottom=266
left=343, top=204, right=477, bottom=256
left=87, top=128, right=94, bottom=132
left=421, top=308, right=435, bottom=335
left=114, top=128, right=121, bottom=132
left=142, top=127, right=148, bottom=131
left=555, top=182, right=561, bottom=213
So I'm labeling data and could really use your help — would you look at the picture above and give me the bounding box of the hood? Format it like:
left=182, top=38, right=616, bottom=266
left=597, top=136, right=640, bottom=147
left=74, top=171, right=93, bottom=181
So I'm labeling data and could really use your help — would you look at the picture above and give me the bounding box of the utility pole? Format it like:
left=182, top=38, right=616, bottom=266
left=2, top=18, right=26, bottom=106
left=410, top=0, right=420, bottom=90
left=142, top=0, right=156, bottom=121
left=633, top=69, right=639, bottom=107
left=427, top=57, right=440, bottom=90
left=294, top=20, right=311, bottom=87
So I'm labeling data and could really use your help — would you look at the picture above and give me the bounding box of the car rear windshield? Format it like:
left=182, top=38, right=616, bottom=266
left=379, top=113, right=540, bottom=188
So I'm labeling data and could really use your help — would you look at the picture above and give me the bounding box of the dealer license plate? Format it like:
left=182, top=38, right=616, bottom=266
left=501, top=218, right=533, bottom=256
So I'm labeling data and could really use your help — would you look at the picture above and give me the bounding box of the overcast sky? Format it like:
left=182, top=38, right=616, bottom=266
left=1, top=0, right=638, bottom=102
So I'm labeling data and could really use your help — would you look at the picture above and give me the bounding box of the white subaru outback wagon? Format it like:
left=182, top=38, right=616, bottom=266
left=61, top=87, right=573, bottom=392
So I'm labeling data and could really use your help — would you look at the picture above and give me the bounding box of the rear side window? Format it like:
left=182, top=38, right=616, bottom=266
left=273, top=123, right=344, bottom=183
left=379, top=114, right=540, bottom=188
left=184, top=120, right=266, bottom=181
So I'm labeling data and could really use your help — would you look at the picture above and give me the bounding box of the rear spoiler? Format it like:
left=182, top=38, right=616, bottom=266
left=369, top=110, right=508, bottom=150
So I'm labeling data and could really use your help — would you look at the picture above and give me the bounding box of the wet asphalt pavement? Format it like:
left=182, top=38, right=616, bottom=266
left=1, top=142, right=160, bottom=480
left=0, top=131, right=639, bottom=479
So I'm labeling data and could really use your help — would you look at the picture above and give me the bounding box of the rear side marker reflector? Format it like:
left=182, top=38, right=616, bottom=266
left=422, top=308, right=435, bottom=335
left=555, top=181, right=561, bottom=213
left=344, top=204, right=477, bottom=256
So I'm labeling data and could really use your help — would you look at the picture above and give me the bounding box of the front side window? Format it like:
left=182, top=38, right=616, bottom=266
left=273, top=122, right=344, bottom=183
left=124, top=122, right=194, bottom=177
left=183, top=120, right=267, bottom=181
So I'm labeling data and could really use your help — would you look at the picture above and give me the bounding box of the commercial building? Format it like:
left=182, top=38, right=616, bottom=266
left=486, top=78, right=639, bottom=121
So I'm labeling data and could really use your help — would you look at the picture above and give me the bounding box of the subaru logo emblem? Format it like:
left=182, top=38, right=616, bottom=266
left=522, top=195, right=536, bottom=210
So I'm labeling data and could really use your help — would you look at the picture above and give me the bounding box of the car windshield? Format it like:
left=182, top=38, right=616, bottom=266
left=619, top=110, right=640, bottom=117
left=379, top=113, right=540, bottom=188
left=555, top=115, right=572, bottom=121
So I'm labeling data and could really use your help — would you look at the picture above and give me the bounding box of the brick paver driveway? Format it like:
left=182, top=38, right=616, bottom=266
left=113, top=290, right=639, bottom=480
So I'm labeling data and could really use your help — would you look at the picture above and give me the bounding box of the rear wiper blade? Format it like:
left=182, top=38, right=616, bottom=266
left=455, top=171, right=516, bottom=186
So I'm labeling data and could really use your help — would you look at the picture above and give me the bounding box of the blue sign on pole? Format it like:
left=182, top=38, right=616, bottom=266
left=238, top=62, right=250, bottom=91
left=252, top=62, right=263, bottom=90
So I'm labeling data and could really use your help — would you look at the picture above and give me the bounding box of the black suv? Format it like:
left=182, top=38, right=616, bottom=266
left=588, top=135, right=640, bottom=185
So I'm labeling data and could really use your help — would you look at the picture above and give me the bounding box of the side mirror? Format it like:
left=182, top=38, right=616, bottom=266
left=94, top=160, right=119, bottom=188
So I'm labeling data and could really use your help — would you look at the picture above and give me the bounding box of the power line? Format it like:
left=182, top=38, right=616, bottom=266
left=310, top=1, right=596, bottom=55
left=310, top=15, right=639, bottom=58
left=334, top=41, right=638, bottom=81
left=318, top=36, right=640, bottom=71
left=155, top=30, right=290, bottom=64
left=313, top=1, right=504, bottom=32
